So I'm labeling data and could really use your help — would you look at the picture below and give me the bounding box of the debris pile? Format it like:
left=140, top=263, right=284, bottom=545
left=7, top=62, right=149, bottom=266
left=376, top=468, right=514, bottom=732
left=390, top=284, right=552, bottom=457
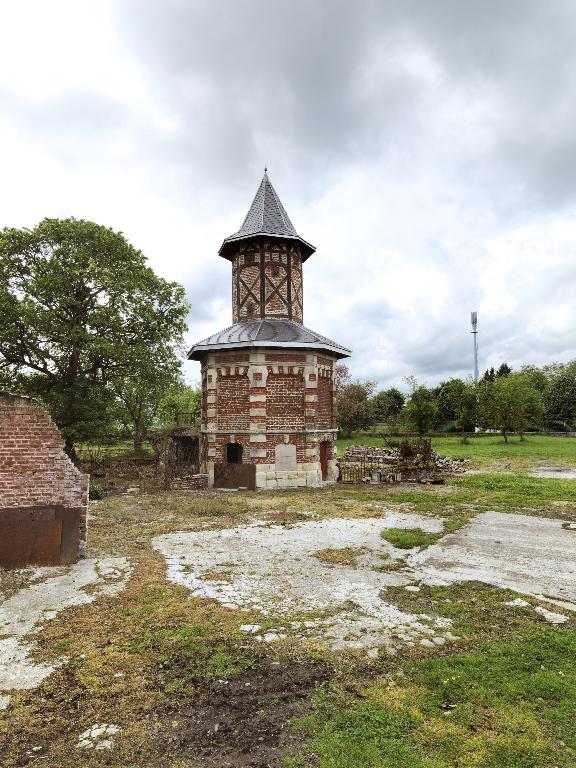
left=340, top=442, right=467, bottom=484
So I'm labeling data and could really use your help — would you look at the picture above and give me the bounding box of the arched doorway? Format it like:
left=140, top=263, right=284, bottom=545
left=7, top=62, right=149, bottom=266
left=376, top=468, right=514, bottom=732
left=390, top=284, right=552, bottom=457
left=226, top=442, right=243, bottom=464
left=319, top=441, right=329, bottom=481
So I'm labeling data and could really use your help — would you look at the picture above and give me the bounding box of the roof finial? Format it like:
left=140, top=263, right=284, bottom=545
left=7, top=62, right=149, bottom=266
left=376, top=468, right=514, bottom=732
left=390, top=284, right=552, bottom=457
left=264, top=165, right=267, bottom=173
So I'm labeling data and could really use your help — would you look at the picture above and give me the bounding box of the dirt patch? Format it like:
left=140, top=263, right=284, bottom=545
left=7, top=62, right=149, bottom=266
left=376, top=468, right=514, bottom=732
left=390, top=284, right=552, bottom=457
left=160, top=658, right=329, bottom=767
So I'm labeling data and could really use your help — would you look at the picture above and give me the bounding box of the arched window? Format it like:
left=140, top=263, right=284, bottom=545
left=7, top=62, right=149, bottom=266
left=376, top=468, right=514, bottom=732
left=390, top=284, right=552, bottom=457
left=226, top=442, right=243, bottom=464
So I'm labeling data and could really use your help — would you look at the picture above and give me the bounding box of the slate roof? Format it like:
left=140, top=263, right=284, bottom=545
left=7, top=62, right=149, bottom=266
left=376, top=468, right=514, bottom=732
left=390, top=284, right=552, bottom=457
left=219, top=172, right=316, bottom=261
left=187, top=319, right=351, bottom=360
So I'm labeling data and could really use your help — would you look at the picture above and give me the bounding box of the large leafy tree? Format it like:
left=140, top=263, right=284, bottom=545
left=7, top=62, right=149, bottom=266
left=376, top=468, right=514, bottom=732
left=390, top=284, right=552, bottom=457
left=0, top=218, right=189, bottom=455
left=112, top=356, right=182, bottom=454
left=543, top=361, right=576, bottom=429
left=479, top=373, right=543, bottom=441
left=336, top=380, right=375, bottom=438
left=371, top=387, right=405, bottom=430
left=155, top=381, right=202, bottom=429
left=403, top=377, right=439, bottom=436
left=436, top=378, right=467, bottom=424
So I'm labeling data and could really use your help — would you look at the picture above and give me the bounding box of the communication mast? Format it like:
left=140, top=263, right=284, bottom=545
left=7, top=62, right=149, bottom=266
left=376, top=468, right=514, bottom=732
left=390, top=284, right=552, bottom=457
left=471, top=311, right=479, bottom=382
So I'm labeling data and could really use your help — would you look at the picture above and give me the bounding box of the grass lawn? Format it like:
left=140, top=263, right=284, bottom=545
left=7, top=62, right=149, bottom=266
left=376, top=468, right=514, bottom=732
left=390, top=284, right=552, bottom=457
left=76, top=439, right=155, bottom=461
left=337, top=433, right=576, bottom=468
left=1, top=460, right=575, bottom=767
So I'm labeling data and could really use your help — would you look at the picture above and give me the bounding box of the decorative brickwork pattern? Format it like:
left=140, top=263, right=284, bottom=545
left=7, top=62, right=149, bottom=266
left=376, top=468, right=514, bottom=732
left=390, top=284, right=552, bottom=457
left=266, top=373, right=305, bottom=430
left=232, top=239, right=304, bottom=323
left=0, top=392, right=89, bottom=557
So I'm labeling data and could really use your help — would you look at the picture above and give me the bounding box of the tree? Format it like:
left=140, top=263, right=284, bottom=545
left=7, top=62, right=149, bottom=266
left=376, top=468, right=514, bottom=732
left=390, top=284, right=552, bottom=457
left=0, top=218, right=189, bottom=456
left=543, top=361, right=576, bottom=429
left=371, top=387, right=405, bottom=429
left=496, top=362, right=512, bottom=377
left=478, top=373, right=543, bottom=441
left=113, top=356, right=182, bottom=454
left=333, top=364, right=351, bottom=397
left=482, top=367, right=496, bottom=383
left=436, top=378, right=467, bottom=425
left=454, top=380, right=478, bottom=437
left=519, top=364, right=548, bottom=394
left=156, top=381, right=202, bottom=428
left=336, top=381, right=375, bottom=438
left=403, top=378, right=439, bottom=436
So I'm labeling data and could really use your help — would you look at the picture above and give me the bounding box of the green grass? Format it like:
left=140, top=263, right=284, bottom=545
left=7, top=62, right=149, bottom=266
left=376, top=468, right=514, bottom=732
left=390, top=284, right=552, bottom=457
left=336, top=434, right=576, bottom=467
left=288, top=628, right=576, bottom=768
left=454, top=472, right=576, bottom=506
left=380, top=528, right=441, bottom=549
left=76, top=439, right=155, bottom=460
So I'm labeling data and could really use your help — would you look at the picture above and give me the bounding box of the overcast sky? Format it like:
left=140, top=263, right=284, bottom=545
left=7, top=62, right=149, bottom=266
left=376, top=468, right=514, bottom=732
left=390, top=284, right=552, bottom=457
left=1, top=1, right=575, bottom=390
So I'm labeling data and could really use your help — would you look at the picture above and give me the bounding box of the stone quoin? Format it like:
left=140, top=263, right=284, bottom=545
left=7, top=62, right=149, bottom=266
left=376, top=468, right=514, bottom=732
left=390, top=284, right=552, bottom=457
left=188, top=172, right=351, bottom=489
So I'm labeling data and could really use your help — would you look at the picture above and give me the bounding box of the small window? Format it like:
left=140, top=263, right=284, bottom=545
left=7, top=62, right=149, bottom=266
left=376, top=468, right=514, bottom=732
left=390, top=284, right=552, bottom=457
left=271, top=264, right=280, bottom=277
left=246, top=253, right=254, bottom=263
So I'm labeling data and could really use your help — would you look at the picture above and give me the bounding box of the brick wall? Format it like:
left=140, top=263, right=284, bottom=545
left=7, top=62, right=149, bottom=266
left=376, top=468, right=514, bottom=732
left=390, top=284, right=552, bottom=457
left=0, top=392, right=89, bottom=554
left=166, top=474, right=208, bottom=491
left=266, top=373, right=305, bottom=430
left=217, top=376, right=250, bottom=430
left=317, top=374, right=334, bottom=429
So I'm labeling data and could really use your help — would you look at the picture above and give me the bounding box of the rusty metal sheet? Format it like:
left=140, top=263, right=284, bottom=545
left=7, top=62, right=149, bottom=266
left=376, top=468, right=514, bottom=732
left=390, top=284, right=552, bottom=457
left=213, top=463, right=256, bottom=490
left=0, top=509, right=63, bottom=568
left=56, top=507, right=81, bottom=564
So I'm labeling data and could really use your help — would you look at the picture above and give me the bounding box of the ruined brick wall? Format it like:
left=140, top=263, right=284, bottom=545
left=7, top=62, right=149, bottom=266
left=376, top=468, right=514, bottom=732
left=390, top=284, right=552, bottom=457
left=166, top=474, right=208, bottom=491
left=0, top=392, right=89, bottom=554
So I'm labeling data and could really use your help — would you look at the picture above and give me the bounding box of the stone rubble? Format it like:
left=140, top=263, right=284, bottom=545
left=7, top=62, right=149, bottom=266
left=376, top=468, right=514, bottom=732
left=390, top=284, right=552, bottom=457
left=341, top=444, right=468, bottom=483
left=76, top=724, right=120, bottom=751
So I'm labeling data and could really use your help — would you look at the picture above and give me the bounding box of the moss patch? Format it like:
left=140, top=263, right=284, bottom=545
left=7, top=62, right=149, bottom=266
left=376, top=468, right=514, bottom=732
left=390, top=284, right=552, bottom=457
left=312, top=547, right=367, bottom=567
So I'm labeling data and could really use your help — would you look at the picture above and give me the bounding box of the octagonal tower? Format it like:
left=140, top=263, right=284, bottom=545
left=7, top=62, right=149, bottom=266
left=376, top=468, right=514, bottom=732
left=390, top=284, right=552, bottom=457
left=189, top=172, right=351, bottom=489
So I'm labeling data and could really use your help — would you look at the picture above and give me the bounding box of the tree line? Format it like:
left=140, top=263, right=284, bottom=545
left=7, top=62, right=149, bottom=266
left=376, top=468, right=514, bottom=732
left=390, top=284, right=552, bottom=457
left=336, top=360, right=576, bottom=441
left=3, top=218, right=575, bottom=457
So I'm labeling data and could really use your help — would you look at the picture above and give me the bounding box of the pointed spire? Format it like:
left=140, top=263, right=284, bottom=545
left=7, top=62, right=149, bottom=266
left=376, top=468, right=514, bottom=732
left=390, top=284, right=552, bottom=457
left=219, top=172, right=315, bottom=261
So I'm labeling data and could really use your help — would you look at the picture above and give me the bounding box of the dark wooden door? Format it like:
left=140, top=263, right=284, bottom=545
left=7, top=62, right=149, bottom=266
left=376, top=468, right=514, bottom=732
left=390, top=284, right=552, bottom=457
left=320, top=441, right=328, bottom=481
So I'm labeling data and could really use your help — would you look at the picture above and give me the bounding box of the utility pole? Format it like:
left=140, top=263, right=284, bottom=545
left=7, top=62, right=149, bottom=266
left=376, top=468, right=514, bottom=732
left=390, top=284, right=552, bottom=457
left=471, top=311, right=479, bottom=383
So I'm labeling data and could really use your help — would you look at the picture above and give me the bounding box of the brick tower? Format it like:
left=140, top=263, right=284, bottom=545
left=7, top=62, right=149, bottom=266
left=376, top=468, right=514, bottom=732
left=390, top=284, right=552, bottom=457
left=188, top=172, right=351, bottom=489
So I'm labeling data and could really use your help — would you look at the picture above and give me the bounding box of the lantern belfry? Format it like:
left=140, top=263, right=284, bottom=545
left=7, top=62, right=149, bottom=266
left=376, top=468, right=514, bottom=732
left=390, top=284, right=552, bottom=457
left=188, top=172, right=351, bottom=489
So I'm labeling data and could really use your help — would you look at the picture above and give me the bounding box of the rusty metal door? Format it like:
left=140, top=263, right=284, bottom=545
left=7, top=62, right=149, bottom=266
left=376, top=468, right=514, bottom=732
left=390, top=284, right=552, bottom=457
left=213, top=463, right=256, bottom=490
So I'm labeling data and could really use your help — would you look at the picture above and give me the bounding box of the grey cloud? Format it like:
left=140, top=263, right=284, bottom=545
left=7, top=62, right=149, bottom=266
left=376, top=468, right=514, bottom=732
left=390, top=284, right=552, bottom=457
left=3, top=0, right=576, bottom=386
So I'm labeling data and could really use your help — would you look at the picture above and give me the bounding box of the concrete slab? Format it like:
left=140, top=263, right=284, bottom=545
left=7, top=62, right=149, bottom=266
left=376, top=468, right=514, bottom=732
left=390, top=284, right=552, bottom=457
left=154, top=514, right=451, bottom=652
left=0, top=557, right=131, bottom=700
left=409, top=511, right=576, bottom=605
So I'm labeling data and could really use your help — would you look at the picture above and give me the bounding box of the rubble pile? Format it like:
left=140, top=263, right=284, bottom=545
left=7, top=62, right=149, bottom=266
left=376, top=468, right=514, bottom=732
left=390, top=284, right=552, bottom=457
left=431, top=451, right=468, bottom=474
left=340, top=443, right=467, bottom=484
